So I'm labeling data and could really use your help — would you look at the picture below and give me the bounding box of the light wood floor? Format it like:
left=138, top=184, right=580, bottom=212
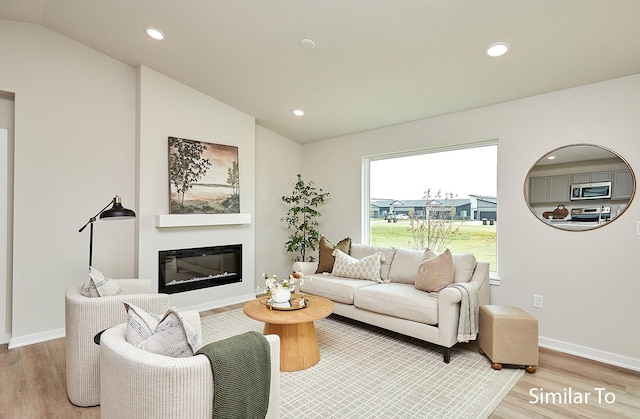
left=2, top=303, right=639, bottom=418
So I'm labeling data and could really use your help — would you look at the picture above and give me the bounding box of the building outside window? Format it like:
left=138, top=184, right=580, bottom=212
left=366, top=143, right=497, bottom=272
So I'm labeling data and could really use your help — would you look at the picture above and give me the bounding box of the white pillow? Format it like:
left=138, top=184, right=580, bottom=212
left=331, top=249, right=384, bottom=282
left=80, top=266, right=121, bottom=297
left=123, top=302, right=202, bottom=357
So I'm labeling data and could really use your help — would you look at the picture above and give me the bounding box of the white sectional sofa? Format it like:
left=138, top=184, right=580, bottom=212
left=294, top=243, right=490, bottom=363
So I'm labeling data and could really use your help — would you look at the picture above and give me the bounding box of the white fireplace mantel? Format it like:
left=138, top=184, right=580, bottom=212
left=155, top=213, right=251, bottom=228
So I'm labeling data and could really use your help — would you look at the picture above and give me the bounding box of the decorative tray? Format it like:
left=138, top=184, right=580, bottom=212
left=259, top=294, right=314, bottom=311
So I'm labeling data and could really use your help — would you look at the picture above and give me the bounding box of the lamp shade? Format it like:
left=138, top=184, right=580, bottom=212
left=100, top=196, right=136, bottom=219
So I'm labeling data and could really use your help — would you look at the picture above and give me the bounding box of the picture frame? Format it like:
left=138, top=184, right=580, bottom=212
left=168, top=136, right=239, bottom=214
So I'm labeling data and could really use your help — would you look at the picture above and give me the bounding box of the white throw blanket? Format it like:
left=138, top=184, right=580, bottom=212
left=447, top=283, right=479, bottom=342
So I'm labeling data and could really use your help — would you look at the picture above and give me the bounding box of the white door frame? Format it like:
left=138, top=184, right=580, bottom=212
left=0, top=128, right=8, bottom=343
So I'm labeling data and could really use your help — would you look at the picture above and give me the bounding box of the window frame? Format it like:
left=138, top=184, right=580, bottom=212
left=362, top=140, right=498, bottom=274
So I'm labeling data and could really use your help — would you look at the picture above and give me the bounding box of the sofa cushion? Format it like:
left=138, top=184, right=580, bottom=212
left=300, top=273, right=378, bottom=304
left=332, top=249, right=384, bottom=282
left=415, top=249, right=454, bottom=292
left=387, top=248, right=424, bottom=284
left=452, top=253, right=477, bottom=283
left=123, top=303, right=202, bottom=357
left=387, top=248, right=478, bottom=284
left=354, top=283, right=439, bottom=325
left=349, top=244, right=397, bottom=280
left=316, top=236, right=351, bottom=274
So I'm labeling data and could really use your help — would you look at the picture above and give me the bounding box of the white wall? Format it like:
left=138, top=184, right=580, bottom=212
left=0, top=20, right=137, bottom=346
left=255, top=126, right=302, bottom=280
left=137, top=66, right=257, bottom=310
left=300, top=75, right=640, bottom=370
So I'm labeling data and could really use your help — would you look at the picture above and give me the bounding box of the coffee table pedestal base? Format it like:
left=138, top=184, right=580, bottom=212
left=264, top=321, right=320, bottom=372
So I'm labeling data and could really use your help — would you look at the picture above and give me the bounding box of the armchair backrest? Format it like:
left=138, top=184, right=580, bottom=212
left=99, top=317, right=281, bottom=419
left=64, top=280, right=170, bottom=407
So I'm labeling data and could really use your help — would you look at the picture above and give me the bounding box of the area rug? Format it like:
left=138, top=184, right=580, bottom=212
left=201, top=309, right=523, bottom=418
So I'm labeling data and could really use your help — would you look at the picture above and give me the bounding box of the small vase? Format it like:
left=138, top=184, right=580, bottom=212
left=272, top=288, right=291, bottom=303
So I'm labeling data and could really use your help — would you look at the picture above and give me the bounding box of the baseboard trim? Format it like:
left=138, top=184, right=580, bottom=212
left=8, top=327, right=65, bottom=349
left=539, top=336, right=640, bottom=372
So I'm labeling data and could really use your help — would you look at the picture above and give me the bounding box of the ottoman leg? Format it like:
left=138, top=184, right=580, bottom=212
left=525, top=366, right=537, bottom=374
left=491, top=362, right=502, bottom=370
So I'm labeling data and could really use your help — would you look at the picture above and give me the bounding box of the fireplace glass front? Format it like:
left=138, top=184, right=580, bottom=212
left=158, top=244, right=242, bottom=294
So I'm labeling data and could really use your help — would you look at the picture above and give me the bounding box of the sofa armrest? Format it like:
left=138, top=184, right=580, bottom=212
left=468, top=262, right=490, bottom=306
left=292, top=261, right=319, bottom=275
left=437, top=261, right=490, bottom=347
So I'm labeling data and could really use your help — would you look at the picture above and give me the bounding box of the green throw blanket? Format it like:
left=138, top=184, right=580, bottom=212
left=196, top=331, right=271, bottom=419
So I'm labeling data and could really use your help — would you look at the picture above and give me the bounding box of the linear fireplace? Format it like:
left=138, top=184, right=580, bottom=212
left=158, top=244, right=242, bottom=294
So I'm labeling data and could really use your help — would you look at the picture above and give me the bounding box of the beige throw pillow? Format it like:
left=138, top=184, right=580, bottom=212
left=331, top=249, right=384, bottom=282
left=316, top=236, right=351, bottom=273
left=415, top=249, right=454, bottom=292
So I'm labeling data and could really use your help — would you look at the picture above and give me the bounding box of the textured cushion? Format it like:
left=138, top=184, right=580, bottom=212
left=354, top=283, right=439, bottom=325
left=300, top=273, right=378, bottom=304
left=349, top=244, right=397, bottom=280
left=452, top=253, right=477, bottom=283
left=316, top=236, right=351, bottom=273
left=124, top=302, right=202, bottom=357
left=387, top=248, right=424, bottom=284
left=80, top=266, right=122, bottom=297
left=332, top=249, right=384, bottom=282
left=415, top=249, right=454, bottom=292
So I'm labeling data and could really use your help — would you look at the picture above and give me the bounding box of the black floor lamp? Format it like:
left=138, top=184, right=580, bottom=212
left=78, top=195, right=136, bottom=267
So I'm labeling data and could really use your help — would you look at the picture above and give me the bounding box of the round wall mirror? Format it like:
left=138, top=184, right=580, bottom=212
left=524, top=144, right=635, bottom=231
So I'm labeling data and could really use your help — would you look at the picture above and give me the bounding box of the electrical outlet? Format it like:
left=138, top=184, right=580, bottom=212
left=636, top=221, right=640, bottom=236
left=533, top=294, right=543, bottom=309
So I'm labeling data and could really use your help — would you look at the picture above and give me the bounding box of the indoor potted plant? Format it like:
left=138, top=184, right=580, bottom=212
left=281, top=174, right=330, bottom=262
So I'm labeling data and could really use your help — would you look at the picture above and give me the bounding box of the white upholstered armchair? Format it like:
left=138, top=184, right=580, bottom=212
left=99, top=311, right=281, bottom=419
left=64, top=279, right=170, bottom=407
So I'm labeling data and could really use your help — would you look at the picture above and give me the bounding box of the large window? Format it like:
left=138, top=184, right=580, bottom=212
left=366, top=143, right=497, bottom=272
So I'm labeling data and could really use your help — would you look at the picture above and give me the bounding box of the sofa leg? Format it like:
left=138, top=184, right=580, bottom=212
left=443, top=347, right=451, bottom=363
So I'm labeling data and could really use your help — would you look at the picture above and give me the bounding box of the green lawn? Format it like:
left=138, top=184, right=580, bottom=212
left=370, top=220, right=497, bottom=271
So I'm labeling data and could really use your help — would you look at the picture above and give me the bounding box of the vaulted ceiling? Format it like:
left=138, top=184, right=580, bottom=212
left=2, top=0, right=640, bottom=143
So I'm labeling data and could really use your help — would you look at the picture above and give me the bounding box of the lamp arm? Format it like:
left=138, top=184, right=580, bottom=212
left=78, top=199, right=115, bottom=233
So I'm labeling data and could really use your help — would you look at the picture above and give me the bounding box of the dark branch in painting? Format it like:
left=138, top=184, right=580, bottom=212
left=169, top=137, right=212, bottom=206
left=227, top=160, right=239, bottom=198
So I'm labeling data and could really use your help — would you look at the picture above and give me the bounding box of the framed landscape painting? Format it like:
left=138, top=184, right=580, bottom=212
left=168, top=137, right=240, bottom=214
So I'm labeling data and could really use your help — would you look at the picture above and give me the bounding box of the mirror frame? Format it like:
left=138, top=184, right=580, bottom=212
left=524, top=143, right=636, bottom=231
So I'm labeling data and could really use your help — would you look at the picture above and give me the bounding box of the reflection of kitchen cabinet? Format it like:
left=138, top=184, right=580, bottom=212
left=612, top=169, right=634, bottom=199
left=529, top=175, right=570, bottom=203
left=572, top=171, right=611, bottom=183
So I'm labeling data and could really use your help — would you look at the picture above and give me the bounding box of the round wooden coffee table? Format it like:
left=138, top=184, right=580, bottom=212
left=243, top=295, right=334, bottom=372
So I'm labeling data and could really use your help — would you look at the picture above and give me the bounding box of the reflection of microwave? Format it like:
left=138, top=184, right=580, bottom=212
left=570, top=182, right=612, bottom=200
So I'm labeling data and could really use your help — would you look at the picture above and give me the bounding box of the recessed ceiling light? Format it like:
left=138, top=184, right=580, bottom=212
left=300, top=38, right=316, bottom=50
left=292, top=109, right=305, bottom=117
left=145, top=27, right=165, bottom=41
left=485, top=42, right=510, bottom=57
